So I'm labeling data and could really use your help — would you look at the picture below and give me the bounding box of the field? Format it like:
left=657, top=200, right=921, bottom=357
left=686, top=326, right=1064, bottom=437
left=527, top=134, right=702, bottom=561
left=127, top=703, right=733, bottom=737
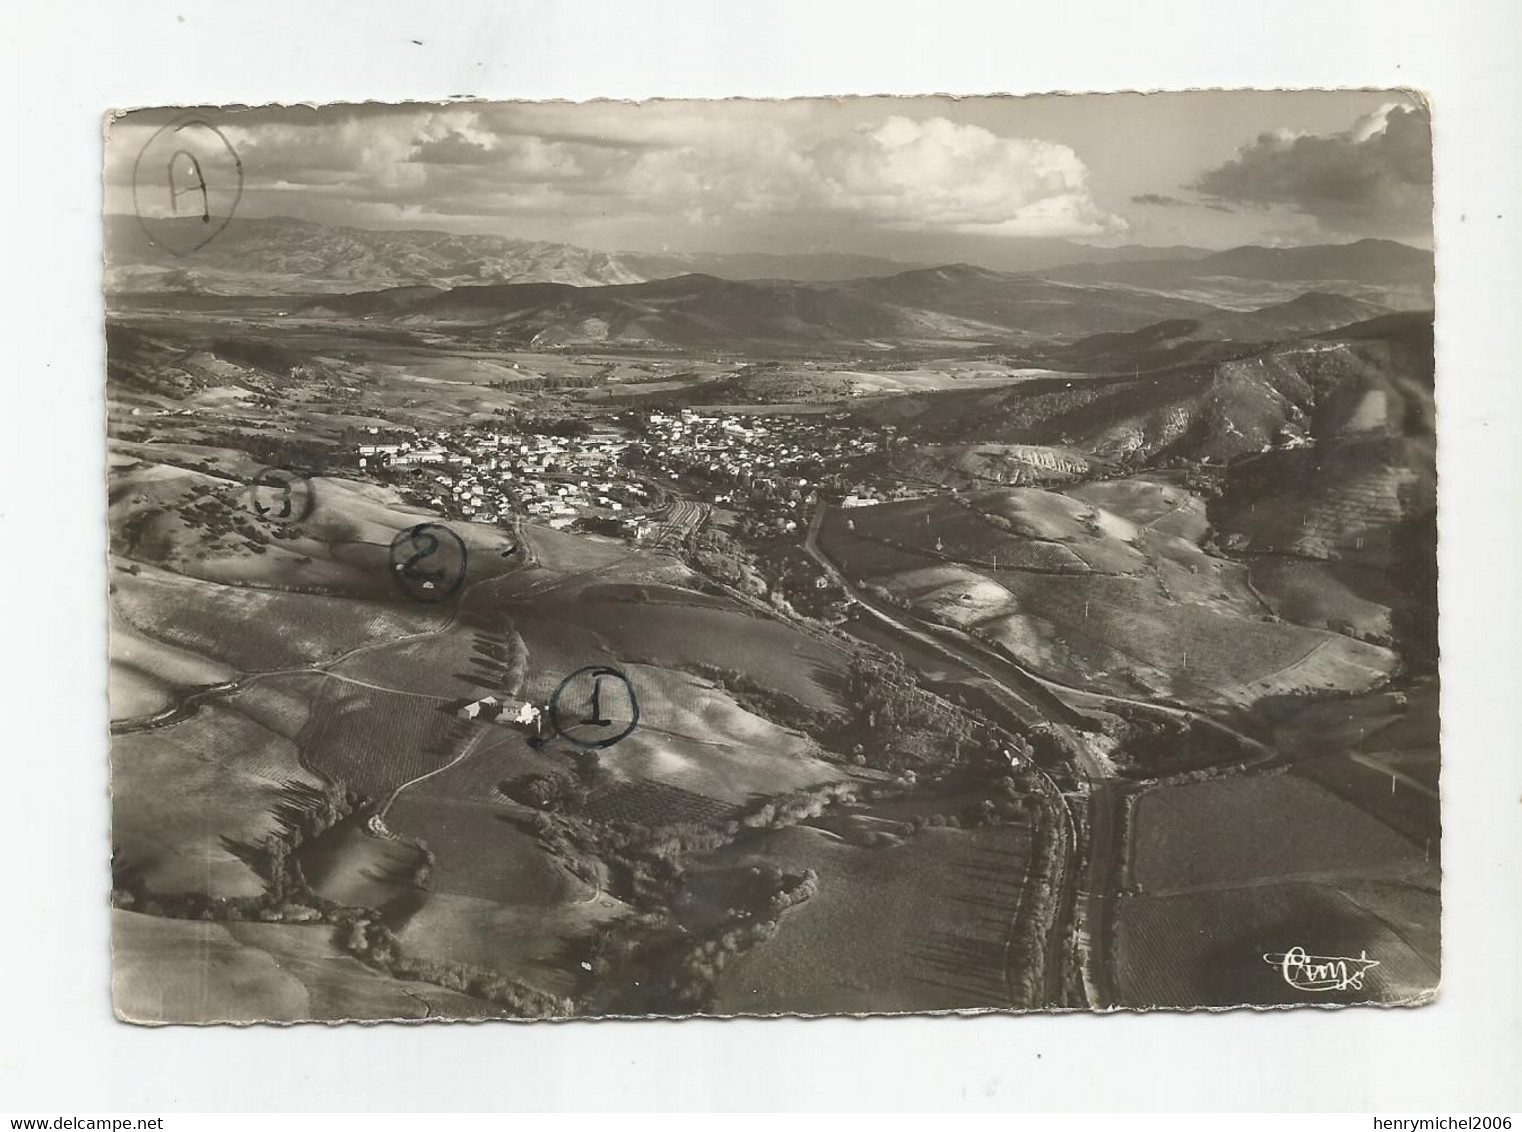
left=1213, top=436, right=1436, bottom=568
left=891, top=443, right=1093, bottom=488
left=111, top=678, right=328, bottom=898
left=110, top=562, right=449, bottom=675
left=1066, top=475, right=1209, bottom=541
left=581, top=779, right=741, bottom=824
left=1247, top=556, right=1395, bottom=639
left=296, top=819, right=432, bottom=916
left=108, top=602, right=235, bottom=721
left=330, top=612, right=527, bottom=700
left=385, top=795, right=593, bottom=907
left=1116, top=769, right=1439, bottom=1008
left=111, top=910, right=508, bottom=1023
left=296, top=680, right=470, bottom=796
left=518, top=600, right=848, bottom=711
left=1115, top=881, right=1438, bottom=1008
left=979, top=578, right=1395, bottom=707
left=704, top=824, right=1034, bottom=1015
left=504, top=641, right=847, bottom=805
left=394, top=895, right=627, bottom=999
left=109, top=456, right=523, bottom=600
left=1129, top=773, right=1425, bottom=893
left=1247, top=678, right=1439, bottom=843
left=726, top=363, right=1066, bottom=402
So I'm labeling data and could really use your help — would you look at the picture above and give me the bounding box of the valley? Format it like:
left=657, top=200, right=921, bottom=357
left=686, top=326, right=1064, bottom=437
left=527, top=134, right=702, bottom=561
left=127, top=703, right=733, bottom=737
left=105, top=218, right=1439, bottom=1020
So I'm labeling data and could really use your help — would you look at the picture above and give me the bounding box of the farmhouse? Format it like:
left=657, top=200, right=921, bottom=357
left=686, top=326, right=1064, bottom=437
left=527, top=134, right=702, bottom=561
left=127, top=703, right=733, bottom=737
left=457, top=696, right=548, bottom=737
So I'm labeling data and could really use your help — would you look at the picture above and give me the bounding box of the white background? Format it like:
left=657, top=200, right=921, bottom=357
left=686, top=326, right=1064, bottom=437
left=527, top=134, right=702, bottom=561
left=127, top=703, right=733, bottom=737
left=2, top=0, right=1519, bottom=1113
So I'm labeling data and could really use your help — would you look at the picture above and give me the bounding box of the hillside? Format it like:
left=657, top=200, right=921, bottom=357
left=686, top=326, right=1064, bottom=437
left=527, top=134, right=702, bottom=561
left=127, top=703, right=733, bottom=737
left=857, top=312, right=1435, bottom=463
left=818, top=486, right=1398, bottom=713
left=1036, top=293, right=1393, bottom=373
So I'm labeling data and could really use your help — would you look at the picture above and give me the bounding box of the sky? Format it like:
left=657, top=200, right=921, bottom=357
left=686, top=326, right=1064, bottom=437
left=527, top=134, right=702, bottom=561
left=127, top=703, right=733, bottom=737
left=105, top=91, right=1433, bottom=267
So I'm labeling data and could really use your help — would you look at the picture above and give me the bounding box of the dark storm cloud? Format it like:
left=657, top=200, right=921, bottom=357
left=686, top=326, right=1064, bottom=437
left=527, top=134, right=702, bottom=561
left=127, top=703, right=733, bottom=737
left=1131, top=193, right=1189, bottom=207
left=1190, top=103, right=1432, bottom=237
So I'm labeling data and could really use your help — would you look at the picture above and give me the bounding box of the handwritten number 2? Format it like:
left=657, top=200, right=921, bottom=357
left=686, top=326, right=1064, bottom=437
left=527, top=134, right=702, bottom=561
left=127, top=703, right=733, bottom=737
left=402, top=530, right=445, bottom=583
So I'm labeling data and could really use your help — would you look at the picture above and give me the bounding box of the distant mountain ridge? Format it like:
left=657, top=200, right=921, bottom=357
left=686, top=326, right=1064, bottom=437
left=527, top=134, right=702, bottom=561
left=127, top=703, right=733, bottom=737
left=1040, top=238, right=1433, bottom=311
left=106, top=215, right=1216, bottom=296
left=293, top=268, right=1232, bottom=349
left=105, top=215, right=933, bottom=295
left=282, top=264, right=1419, bottom=353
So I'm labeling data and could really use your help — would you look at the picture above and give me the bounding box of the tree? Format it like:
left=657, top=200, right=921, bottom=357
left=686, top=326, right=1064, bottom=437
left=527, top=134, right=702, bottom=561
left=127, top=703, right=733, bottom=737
left=575, top=750, right=603, bottom=783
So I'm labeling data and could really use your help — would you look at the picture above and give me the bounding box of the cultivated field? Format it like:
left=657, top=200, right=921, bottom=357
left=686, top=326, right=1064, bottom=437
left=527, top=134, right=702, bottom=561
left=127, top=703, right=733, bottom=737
left=109, top=601, right=236, bottom=721
left=111, top=689, right=324, bottom=898
left=1129, top=772, right=1424, bottom=893
left=705, top=824, right=1034, bottom=1015
left=1066, top=475, right=1209, bottom=541
left=111, top=562, right=449, bottom=674
left=1116, top=769, right=1439, bottom=1008
left=296, top=681, right=469, bottom=796
left=1115, top=881, right=1437, bottom=1008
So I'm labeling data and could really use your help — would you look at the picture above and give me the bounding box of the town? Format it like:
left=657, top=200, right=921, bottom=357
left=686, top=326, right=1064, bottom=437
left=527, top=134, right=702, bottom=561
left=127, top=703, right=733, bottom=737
left=354, top=407, right=903, bottom=543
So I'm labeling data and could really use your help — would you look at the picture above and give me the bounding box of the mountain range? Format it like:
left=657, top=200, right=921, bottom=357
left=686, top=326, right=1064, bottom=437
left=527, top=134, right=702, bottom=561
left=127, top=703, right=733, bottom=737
left=105, top=214, right=1433, bottom=351
left=283, top=261, right=1424, bottom=352
left=106, top=215, right=1216, bottom=295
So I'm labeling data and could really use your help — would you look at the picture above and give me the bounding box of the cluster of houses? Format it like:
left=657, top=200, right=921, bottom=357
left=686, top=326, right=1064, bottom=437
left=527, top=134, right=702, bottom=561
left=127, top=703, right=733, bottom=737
left=457, top=695, right=548, bottom=738
left=357, top=425, right=650, bottom=533
left=637, top=409, right=897, bottom=532
left=641, top=410, right=885, bottom=481
left=352, top=410, right=927, bottom=547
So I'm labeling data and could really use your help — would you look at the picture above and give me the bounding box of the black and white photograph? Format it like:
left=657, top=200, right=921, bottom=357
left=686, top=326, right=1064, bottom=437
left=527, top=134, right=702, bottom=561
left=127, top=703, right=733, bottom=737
left=100, top=91, right=1442, bottom=1024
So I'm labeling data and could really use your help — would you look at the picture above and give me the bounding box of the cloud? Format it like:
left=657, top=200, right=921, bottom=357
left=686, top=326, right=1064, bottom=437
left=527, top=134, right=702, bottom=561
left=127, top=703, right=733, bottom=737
left=803, top=116, right=1124, bottom=236
left=105, top=104, right=1125, bottom=240
left=1131, top=193, right=1189, bottom=207
left=1190, top=103, right=1432, bottom=237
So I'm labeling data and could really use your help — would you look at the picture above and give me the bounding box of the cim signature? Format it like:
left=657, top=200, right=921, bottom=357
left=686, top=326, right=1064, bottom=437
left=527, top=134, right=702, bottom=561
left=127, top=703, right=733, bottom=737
left=1263, top=947, right=1381, bottom=993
